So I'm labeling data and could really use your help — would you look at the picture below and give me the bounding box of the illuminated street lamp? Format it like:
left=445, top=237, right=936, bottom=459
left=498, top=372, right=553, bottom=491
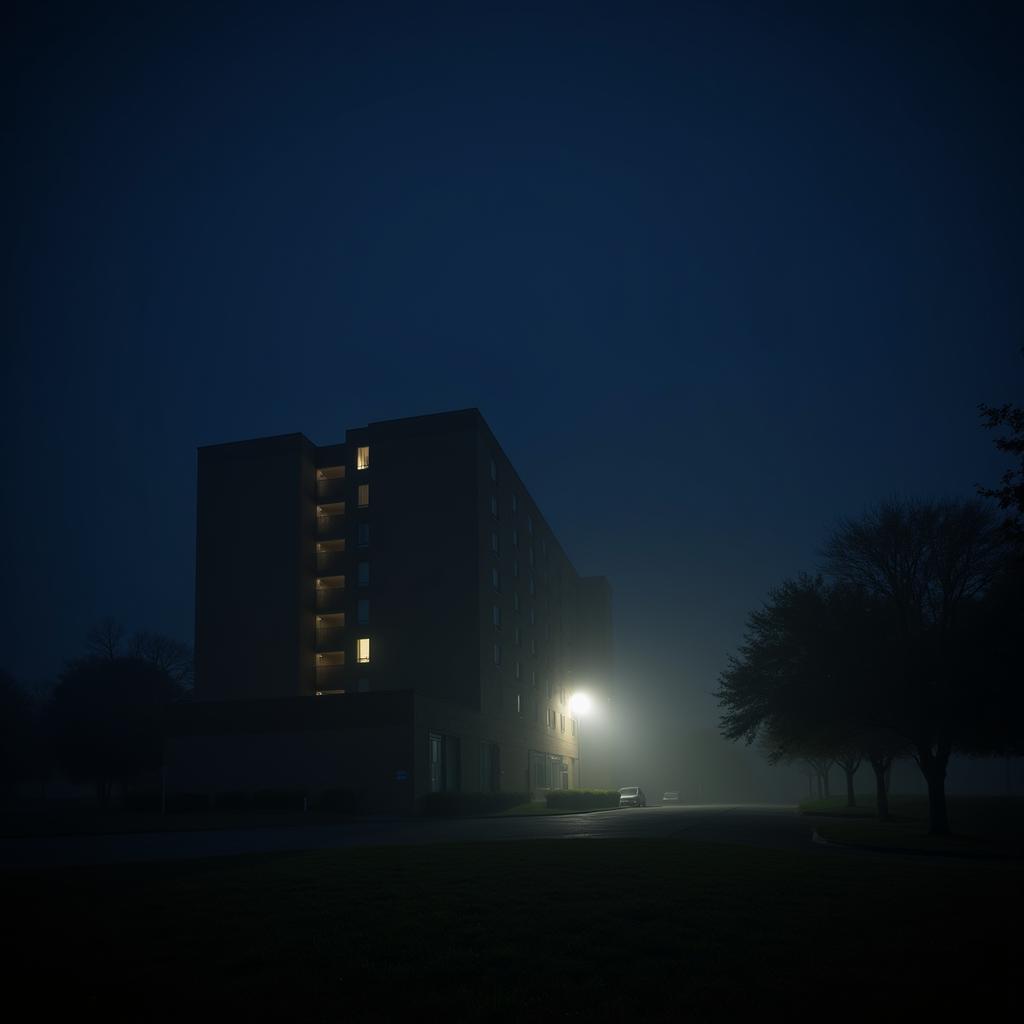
left=569, top=690, right=593, bottom=788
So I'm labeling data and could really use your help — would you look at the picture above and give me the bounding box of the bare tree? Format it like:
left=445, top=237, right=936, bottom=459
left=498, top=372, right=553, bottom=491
left=85, top=618, right=123, bottom=660
left=129, top=631, right=194, bottom=687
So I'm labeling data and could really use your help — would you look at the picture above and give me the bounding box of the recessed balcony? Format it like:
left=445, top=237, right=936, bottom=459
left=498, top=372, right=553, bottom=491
left=317, top=501, right=346, bottom=540
left=316, top=544, right=346, bottom=575
left=317, top=466, right=346, bottom=501
left=315, top=626, right=346, bottom=652
left=315, top=576, right=345, bottom=613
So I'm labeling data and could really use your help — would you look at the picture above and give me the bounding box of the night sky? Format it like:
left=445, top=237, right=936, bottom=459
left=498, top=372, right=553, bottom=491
left=5, top=2, right=1022, bottom=751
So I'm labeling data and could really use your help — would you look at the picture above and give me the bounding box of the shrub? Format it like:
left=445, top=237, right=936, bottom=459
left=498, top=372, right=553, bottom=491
left=544, top=789, right=620, bottom=810
left=214, top=791, right=250, bottom=812
left=419, top=791, right=529, bottom=817
left=252, top=789, right=307, bottom=812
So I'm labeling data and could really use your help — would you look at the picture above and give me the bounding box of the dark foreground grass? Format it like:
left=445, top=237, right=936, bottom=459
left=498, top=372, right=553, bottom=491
left=6, top=839, right=1018, bottom=1019
left=801, top=795, right=1024, bottom=857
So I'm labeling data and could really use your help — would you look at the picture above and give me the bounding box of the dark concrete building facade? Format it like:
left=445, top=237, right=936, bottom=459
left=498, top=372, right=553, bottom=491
left=170, top=409, right=613, bottom=811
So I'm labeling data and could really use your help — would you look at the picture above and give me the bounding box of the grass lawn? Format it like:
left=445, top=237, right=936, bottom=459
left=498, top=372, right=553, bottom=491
left=800, top=795, right=1024, bottom=857
left=6, top=839, right=1018, bottom=1018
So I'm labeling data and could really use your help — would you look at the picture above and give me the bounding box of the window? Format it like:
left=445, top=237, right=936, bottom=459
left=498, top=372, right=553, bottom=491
left=357, top=484, right=369, bottom=508
left=571, top=718, right=577, bottom=737
left=514, top=660, right=521, bottom=679
left=491, top=567, right=500, bottom=591
left=357, top=637, right=371, bottom=663
left=493, top=643, right=501, bottom=666
left=531, top=669, right=537, bottom=688
left=512, top=494, right=518, bottom=514
left=490, top=458, right=497, bottom=482
left=512, top=528, right=518, bottom=549
left=560, top=713, right=565, bottom=734
left=491, top=530, right=499, bottom=554
left=492, top=605, right=501, bottom=628
left=357, top=522, right=370, bottom=548
left=547, top=708, right=556, bottom=728
left=531, top=637, right=537, bottom=655
left=514, top=626, right=521, bottom=646
left=358, top=561, right=370, bottom=586
left=513, top=559, right=519, bottom=579
left=528, top=546, right=534, bottom=566
left=528, top=574, right=535, bottom=596
left=357, top=446, right=370, bottom=470
left=357, top=599, right=369, bottom=625
left=490, top=495, right=498, bottom=518
left=512, top=592, right=520, bottom=612
left=515, top=693, right=521, bottom=714
left=529, top=606, right=535, bottom=625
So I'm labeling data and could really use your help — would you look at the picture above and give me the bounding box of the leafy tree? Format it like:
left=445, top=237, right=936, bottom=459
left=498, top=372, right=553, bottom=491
left=822, top=498, right=1010, bottom=835
left=52, top=657, right=183, bottom=807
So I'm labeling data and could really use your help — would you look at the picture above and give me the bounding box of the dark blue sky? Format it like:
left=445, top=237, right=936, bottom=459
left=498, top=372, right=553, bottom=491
left=5, top=1, right=1022, bottom=730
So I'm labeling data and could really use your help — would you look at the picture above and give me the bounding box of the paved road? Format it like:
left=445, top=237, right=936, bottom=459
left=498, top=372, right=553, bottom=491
left=0, top=803, right=834, bottom=869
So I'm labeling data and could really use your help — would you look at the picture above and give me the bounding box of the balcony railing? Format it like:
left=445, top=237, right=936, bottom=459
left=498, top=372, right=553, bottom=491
left=317, top=478, right=346, bottom=501
left=315, top=588, right=345, bottom=613
left=314, top=665, right=346, bottom=691
left=315, top=627, right=346, bottom=652
left=316, top=551, right=346, bottom=575
left=317, top=514, right=345, bottom=540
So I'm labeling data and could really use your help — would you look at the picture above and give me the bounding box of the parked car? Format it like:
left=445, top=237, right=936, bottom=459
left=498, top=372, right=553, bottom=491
left=618, top=786, right=647, bottom=808
left=662, top=791, right=680, bottom=803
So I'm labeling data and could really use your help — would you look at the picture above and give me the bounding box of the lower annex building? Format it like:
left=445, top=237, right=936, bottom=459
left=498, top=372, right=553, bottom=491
left=166, top=409, right=614, bottom=813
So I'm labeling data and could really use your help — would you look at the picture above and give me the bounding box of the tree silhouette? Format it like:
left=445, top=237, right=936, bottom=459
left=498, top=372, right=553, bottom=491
left=52, top=657, right=183, bottom=807
left=822, top=498, right=1010, bottom=835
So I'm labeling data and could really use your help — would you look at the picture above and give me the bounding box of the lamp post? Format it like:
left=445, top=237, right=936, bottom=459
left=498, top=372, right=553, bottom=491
left=569, top=691, right=592, bottom=789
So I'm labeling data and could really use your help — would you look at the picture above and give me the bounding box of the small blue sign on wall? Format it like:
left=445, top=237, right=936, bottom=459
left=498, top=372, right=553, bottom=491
left=395, top=770, right=409, bottom=781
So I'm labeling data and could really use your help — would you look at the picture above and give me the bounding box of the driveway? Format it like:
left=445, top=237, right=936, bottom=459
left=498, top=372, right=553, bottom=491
left=0, top=803, right=833, bottom=869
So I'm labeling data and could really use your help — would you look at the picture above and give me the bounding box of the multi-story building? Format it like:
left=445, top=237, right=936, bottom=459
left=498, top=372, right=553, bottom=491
left=168, top=409, right=613, bottom=812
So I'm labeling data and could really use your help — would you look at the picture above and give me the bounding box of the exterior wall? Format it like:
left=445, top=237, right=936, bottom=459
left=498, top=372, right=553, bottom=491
left=195, top=434, right=313, bottom=700
left=165, top=692, right=417, bottom=814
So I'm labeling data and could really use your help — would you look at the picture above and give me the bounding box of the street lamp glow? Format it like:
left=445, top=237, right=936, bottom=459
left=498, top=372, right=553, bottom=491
left=570, top=692, right=592, bottom=715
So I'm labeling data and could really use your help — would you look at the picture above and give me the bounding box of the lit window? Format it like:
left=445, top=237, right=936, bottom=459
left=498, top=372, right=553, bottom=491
left=358, top=523, right=370, bottom=548
left=493, top=643, right=501, bottom=665
left=491, top=567, right=500, bottom=591
left=357, top=484, right=369, bottom=508
left=491, top=530, right=499, bottom=554
left=492, top=605, right=501, bottom=628
left=357, top=599, right=369, bottom=626
left=490, top=458, right=497, bottom=482
left=358, top=562, right=370, bottom=587
left=357, top=446, right=370, bottom=470
left=357, top=637, right=371, bottom=663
